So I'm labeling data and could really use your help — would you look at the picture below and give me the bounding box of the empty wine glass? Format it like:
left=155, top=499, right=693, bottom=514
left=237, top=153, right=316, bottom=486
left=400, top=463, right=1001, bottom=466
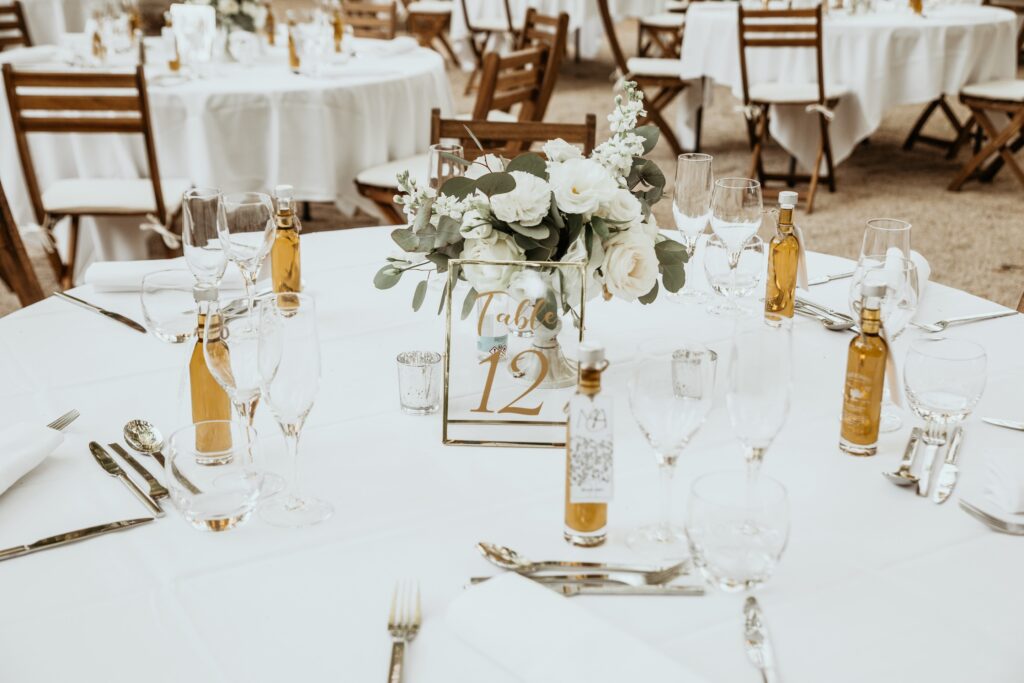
left=140, top=269, right=197, bottom=343
left=257, top=293, right=332, bottom=527
left=704, top=234, right=765, bottom=316
left=627, top=339, right=717, bottom=558
left=429, top=143, right=465, bottom=191
left=710, top=178, right=762, bottom=270
left=686, top=471, right=790, bottom=592
left=904, top=338, right=987, bottom=448
left=218, top=192, right=276, bottom=318
left=859, top=218, right=911, bottom=268
left=726, top=316, right=793, bottom=478
left=204, top=305, right=262, bottom=427
left=182, top=187, right=228, bottom=290
left=671, top=153, right=713, bottom=302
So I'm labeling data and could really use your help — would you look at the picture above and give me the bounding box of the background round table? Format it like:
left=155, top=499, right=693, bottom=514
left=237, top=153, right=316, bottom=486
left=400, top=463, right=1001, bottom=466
left=0, top=227, right=1021, bottom=681
left=19, top=0, right=83, bottom=45
left=678, top=3, right=1018, bottom=172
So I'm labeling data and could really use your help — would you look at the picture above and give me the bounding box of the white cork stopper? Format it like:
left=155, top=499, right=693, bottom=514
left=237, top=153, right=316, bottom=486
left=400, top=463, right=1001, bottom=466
left=578, top=342, right=605, bottom=367
left=275, top=184, right=293, bottom=200
left=779, top=191, right=798, bottom=208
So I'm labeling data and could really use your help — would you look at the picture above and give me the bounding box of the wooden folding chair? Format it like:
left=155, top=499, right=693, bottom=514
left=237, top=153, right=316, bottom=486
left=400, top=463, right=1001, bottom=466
left=948, top=80, right=1024, bottom=192
left=430, top=107, right=596, bottom=161
left=902, top=95, right=968, bottom=157
left=1017, top=289, right=1024, bottom=314
left=459, top=0, right=519, bottom=95
left=402, top=0, right=459, bottom=63
left=343, top=0, right=398, bottom=39
left=596, top=0, right=700, bottom=156
left=0, top=1, right=32, bottom=51
left=638, top=11, right=685, bottom=58
left=514, top=8, right=569, bottom=121
left=2, top=64, right=190, bottom=288
left=738, top=4, right=844, bottom=213
left=355, top=46, right=549, bottom=222
left=0, top=179, right=44, bottom=306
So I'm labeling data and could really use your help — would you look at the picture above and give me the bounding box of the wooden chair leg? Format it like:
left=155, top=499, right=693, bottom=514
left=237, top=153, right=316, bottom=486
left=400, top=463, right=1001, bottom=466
left=41, top=214, right=64, bottom=286
left=786, top=156, right=797, bottom=187
left=356, top=182, right=407, bottom=225
left=436, top=28, right=459, bottom=64
left=977, top=110, right=1024, bottom=183
left=948, top=106, right=1024, bottom=191
left=903, top=98, right=940, bottom=151
left=639, top=85, right=684, bottom=155
left=62, top=215, right=80, bottom=290
left=820, top=113, right=837, bottom=193
left=946, top=113, right=976, bottom=160
left=806, top=139, right=824, bottom=215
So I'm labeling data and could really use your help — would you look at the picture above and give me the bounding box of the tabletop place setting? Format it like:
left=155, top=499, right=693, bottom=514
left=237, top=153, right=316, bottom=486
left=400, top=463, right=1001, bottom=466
left=1, top=0, right=1023, bottom=679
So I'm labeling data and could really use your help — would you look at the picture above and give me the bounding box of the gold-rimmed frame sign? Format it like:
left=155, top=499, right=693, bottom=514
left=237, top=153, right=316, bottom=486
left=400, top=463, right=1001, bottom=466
left=442, top=258, right=587, bottom=448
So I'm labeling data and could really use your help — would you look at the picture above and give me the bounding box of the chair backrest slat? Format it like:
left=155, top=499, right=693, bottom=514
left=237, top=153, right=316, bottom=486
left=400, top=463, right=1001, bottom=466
left=460, top=0, right=514, bottom=34
left=737, top=4, right=826, bottom=105
left=472, top=47, right=545, bottom=124
left=0, top=1, right=32, bottom=50
left=17, top=94, right=143, bottom=112
left=343, top=1, right=397, bottom=39
left=431, top=107, right=596, bottom=161
left=515, top=8, right=569, bottom=120
left=0, top=180, right=44, bottom=306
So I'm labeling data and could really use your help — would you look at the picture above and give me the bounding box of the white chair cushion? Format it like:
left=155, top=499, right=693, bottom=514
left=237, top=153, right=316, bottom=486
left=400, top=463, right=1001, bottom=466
left=627, top=57, right=682, bottom=78
left=640, top=13, right=685, bottom=28
left=41, top=178, right=191, bottom=215
left=749, top=82, right=847, bottom=104
left=666, top=0, right=688, bottom=10
left=454, top=110, right=518, bottom=122
left=472, top=18, right=523, bottom=32
left=961, top=79, right=1024, bottom=103
left=407, top=1, right=452, bottom=14
left=357, top=154, right=429, bottom=189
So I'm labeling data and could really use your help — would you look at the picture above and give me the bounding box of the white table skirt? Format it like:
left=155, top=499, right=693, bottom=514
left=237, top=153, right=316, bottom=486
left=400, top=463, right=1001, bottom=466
left=0, top=227, right=1021, bottom=681
left=678, top=4, right=1018, bottom=172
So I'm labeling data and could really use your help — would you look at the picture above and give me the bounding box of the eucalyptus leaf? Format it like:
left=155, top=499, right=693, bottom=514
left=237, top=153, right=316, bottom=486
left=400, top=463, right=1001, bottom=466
left=461, top=287, right=479, bottom=320
left=373, top=265, right=403, bottom=290
left=514, top=233, right=540, bottom=251
left=413, top=199, right=434, bottom=233
left=412, top=279, right=428, bottom=311
left=437, top=278, right=449, bottom=315
left=655, top=239, right=688, bottom=265
left=508, top=222, right=549, bottom=239
left=526, top=246, right=554, bottom=261
left=548, top=194, right=565, bottom=229
left=475, top=172, right=516, bottom=197
left=440, top=176, right=476, bottom=199
left=440, top=152, right=472, bottom=168
left=638, top=280, right=659, bottom=305
left=634, top=124, right=660, bottom=155
left=660, top=262, right=686, bottom=293
left=506, top=152, right=548, bottom=180
left=427, top=252, right=450, bottom=273
left=591, top=216, right=610, bottom=240
left=436, top=215, right=463, bottom=247
left=391, top=227, right=419, bottom=252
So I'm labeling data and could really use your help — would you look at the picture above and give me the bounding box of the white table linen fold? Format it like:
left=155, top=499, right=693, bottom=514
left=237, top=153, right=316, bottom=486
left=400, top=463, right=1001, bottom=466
left=0, top=424, right=63, bottom=497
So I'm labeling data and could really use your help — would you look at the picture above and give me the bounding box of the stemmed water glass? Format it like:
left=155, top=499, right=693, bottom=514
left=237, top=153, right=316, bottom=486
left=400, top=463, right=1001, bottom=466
left=627, top=339, right=717, bottom=558
left=218, top=192, right=276, bottom=318
left=257, top=293, right=332, bottom=527
left=726, top=317, right=793, bottom=478
left=671, top=153, right=713, bottom=302
left=204, top=305, right=262, bottom=428
left=182, top=187, right=228, bottom=290
left=704, top=234, right=765, bottom=315
left=859, top=218, right=911, bottom=268
left=710, top=178, right=762, bottom=270
left=140, top=269, right=197, bottom=344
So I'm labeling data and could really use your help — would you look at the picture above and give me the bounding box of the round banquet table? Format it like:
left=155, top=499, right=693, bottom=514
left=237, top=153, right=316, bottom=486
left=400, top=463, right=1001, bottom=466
left=1, top=227, right=1023, bottom=681
left=0, top=38, right=454, bottom=280
left=678, top=4, right=1018, bottom=173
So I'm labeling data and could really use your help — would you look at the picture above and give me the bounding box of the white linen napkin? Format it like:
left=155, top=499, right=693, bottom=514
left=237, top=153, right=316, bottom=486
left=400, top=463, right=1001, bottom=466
left=984, top=449, right=1024, bottom=514
left=446, top=573, right=711, bottom=683
left=84, top=258, right=247, bottom=292
left=884, top=248, right=930, bottom=301
left=0, top=424, right=63, bottom=497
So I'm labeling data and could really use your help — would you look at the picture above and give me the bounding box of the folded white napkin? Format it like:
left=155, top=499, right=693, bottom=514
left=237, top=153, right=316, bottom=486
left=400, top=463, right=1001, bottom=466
left=84, top=258, right=247, bottom=292
left=984, top=449, right=1024, bottom=514
left=446, top=573, right=711, bottom=683
left=0, top=424, right=64, bottom=497
left=884, top=248, right=930, bottom=301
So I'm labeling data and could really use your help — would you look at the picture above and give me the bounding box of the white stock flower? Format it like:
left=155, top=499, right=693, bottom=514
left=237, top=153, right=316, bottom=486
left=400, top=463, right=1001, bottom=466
left=598, top=189, right=642, bottom=224
left=549, top=158, right=618, bottom=217
left=593, top=132, right=646, bottom=184
left=489, top=171, right=551, bottom=227
left=542, top=138, right=583, bottom=163
left=601, top=229, right=659, bottom=301
left=460, top=232, right=525, bottom=292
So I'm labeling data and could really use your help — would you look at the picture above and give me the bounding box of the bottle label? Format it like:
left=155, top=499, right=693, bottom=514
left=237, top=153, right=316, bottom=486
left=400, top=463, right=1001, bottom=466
left=477, top=335, right=508, bottom=359
left=841, top=371, right=880, bottom=444
left=569, top=395, right=613, bottom=503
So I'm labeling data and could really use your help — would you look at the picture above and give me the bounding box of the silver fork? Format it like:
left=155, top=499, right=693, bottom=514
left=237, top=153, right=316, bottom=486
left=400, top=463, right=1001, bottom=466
left=911, top=310, right=1017, bottom=333
left=47, top=410, right=80, bottom=431
left=386, top=581, right=421, bottom=683
left=959, top=500, right=1024, bottom=535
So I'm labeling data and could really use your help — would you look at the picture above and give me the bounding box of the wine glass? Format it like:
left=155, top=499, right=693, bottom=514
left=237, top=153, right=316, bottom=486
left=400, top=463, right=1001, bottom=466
left=257, top=293, right=332, bottom=527
left=140, top=269, right=197, bottom=344
left=429, top=143, right=465, bottom=191
left=182, top=187, right=228, bottom=291
left=204, top=305, right=262, bottom=428
left=710, top=178, right=762, bottom=270
left=627, top=339, right=717, bottom=558
left=904, top=338, right=987, bottom=450
left=671, top=153, right=713, bottom=302
left=726, top=316, right=793, bottom=478
left=685, top=471, right=790, bottom=592
left=704, top=234, right=765, bottom=316
left=859, top=218, right=911, bottom=268
left=218, top=192, right=276, bottom=318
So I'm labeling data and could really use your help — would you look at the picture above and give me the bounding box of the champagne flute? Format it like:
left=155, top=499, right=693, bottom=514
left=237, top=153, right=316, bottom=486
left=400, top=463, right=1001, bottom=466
left=671, top=153, right=713, bottom=302
left=710, top=178, right=762, bottom=270
left=182, top=187, right=228, bottom=290
left=627, top=339, right=717, bottom=558
left=218, top=192, right=276, bottom=318
left=257, top=293, right=332, bottom=527
left=726, top=316, right=793, bottom=478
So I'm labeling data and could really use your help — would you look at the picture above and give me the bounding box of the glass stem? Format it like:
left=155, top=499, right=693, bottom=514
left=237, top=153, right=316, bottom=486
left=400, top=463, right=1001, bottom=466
left=658, top=462, right=675, bottom=539
left=243, top=272, right=257, bottom=319
left=745, top=446, right=766, bottom=482
left=282, top=424, right=302, bottom=500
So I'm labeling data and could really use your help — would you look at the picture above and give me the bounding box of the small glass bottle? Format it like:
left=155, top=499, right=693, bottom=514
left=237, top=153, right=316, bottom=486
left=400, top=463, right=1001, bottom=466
left=564, top=342, right=612, bottom=547
left=331, top=0, right=344, bottom=52
left=287, top=11, right=300, bottom=71
left=271, top=184, right=302, bottom=294
left=163, top=12, right=180, bottom=72
left=765, top=190, right=800, bottom=318
left=190, top=287, right=233, bottom=451
left=264, top=0, right=276, bottom=46
left=840, top=283, right=888, bottom=456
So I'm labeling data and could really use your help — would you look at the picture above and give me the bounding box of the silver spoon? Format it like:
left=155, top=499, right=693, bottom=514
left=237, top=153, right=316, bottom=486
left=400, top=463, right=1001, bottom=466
left=476, top=542, right=688, bottom=584
left=124, top=419, right=202, bottom=495
left=795, top=305, right=855, bottom=332
left=883, top=427, right=922, bottom=487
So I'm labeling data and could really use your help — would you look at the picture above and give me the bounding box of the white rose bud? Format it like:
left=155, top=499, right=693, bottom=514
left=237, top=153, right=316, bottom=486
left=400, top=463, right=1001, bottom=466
left=489, top=171, right=551, bottom=228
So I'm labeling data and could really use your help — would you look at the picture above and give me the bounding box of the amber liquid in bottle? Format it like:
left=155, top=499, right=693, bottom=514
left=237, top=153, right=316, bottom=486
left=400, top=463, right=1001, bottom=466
left=190, top=308, right=233, bottom=451
left=765, top=200, right=800, bottom=318
left=287, top=13, right=300, bottom=70
left=164, top=13, right=181, bottom=72
left=839, top=299, right=888, bottom=456
left=271, top=185, right=302, bottom=294
left=332, top=6, right=344, bottom=52
left=909, top=0, right=923, bottom=14
left=565, top=347, right=611, bottom=547
left=264, top=2, right=276, bottom=46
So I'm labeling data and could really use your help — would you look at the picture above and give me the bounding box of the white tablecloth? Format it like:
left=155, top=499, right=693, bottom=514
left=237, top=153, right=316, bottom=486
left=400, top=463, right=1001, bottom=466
left=0, top=40, right=454, bottom=280
left=0, top=227, right=1022, bottom=681
left=679, top=4, right=1018, bottom=171
left=18, top=0, right=82, bottom=45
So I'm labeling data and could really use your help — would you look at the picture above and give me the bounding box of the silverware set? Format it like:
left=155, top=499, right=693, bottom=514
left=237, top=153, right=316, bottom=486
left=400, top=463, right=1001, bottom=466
left=958, top=499, right=1024, bottom=535
left=794, top=298, right=856, bottom=332
left=882, top=426, right=964, bottom=503
left=910, top=309, right=1017, bottom=333
left=53, top=292, right=147, bottom=334
left=744, top=597, right=780, bottom=683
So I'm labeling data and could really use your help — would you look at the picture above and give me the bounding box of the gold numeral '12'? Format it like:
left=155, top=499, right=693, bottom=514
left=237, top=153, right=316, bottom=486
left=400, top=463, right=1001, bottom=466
left=471, top=350, right=548, bottom=416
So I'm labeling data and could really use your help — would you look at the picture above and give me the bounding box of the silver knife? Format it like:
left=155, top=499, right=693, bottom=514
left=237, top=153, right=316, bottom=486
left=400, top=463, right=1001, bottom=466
left=932, top=427, right=964, bottom=505
left=982, top=417, right=1024, bottom=432
left=744, top=597, right=780, bottom=683
left=552, top=583, right=705, bottom=597
left=89, top=442, right=164, bottom=517
left=108, top=442, right=168, bottom=502
left=54, top=292, right=147, bottom=334
left=807, top=270, right=854, bottom=286
left=470, top=575, right=632, bottom=587
left=0, top=517, right=153, bottom=562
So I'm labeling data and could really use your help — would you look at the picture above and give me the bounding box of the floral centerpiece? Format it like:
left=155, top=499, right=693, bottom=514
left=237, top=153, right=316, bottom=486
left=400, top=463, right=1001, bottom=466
left=187, top=0, right=266, bottom=32
left=373, top=82, right=688, bottom=319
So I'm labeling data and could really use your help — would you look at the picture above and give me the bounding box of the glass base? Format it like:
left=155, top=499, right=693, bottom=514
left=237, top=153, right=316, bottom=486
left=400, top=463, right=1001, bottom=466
left=563, top=527, right=606, bottom=547
left=625, top=524, right=690, bottom=560
left=401, top=404, right=439, bottom=416
left=879, top=405, right=903, bottom=433
left=260, top=494, right=333, bottom=528
left=839, top=438, right=877, bottom=456
left=706, top=299, right=753, bottom=317
left=666, top=288, right=708, bottom=305
left=259, top=473, right=286, bottom=498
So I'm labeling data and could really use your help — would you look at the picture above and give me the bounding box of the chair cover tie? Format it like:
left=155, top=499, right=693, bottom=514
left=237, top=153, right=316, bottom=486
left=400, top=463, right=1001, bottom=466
left=734, top=104, right=762, bottom=121
left=805, top=103, right=835, bottom=122
left=139, top=214, right=181, bottom=249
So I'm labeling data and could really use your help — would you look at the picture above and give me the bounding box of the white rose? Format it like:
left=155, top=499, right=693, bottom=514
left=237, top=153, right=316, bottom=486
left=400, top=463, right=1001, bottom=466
left=640, top=215, right=660, bottom=240
left=542, top=138, right=583, bottom=163
left=549, top=158, right=619, bottom=217
left=459, top=208, right=493, bottom=240
left=599, top=189, right=642, bottom=224
left=601, top=229, right=659, bottom=302
left=465, top=154, right=505, bottom=180
left=489, top=171, right=551, bottom=228
left=460, top=232, right=525, bottom=292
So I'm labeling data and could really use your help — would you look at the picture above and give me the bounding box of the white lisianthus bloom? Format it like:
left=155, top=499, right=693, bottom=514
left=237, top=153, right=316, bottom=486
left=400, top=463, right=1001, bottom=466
left=601, top=229, right=659, bottom=301
left=465, top=154, right=505, bottom=180
left=460, top=232, right=525, bottom=292
left=542, top=138, right=583, bottom=163
left=560, top=236, right=604, bottom=303
left=489, top=171, right=551, bottom=227
left=459, top=208, right=493, bottom=240
left=549, top=158, right=619, bottom=217
left=598, top=188, right=642, bottom=224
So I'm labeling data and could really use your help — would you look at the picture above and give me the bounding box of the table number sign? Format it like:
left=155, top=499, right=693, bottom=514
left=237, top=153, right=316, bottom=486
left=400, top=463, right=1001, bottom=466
left=442, top=259, right=587, bottom=448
